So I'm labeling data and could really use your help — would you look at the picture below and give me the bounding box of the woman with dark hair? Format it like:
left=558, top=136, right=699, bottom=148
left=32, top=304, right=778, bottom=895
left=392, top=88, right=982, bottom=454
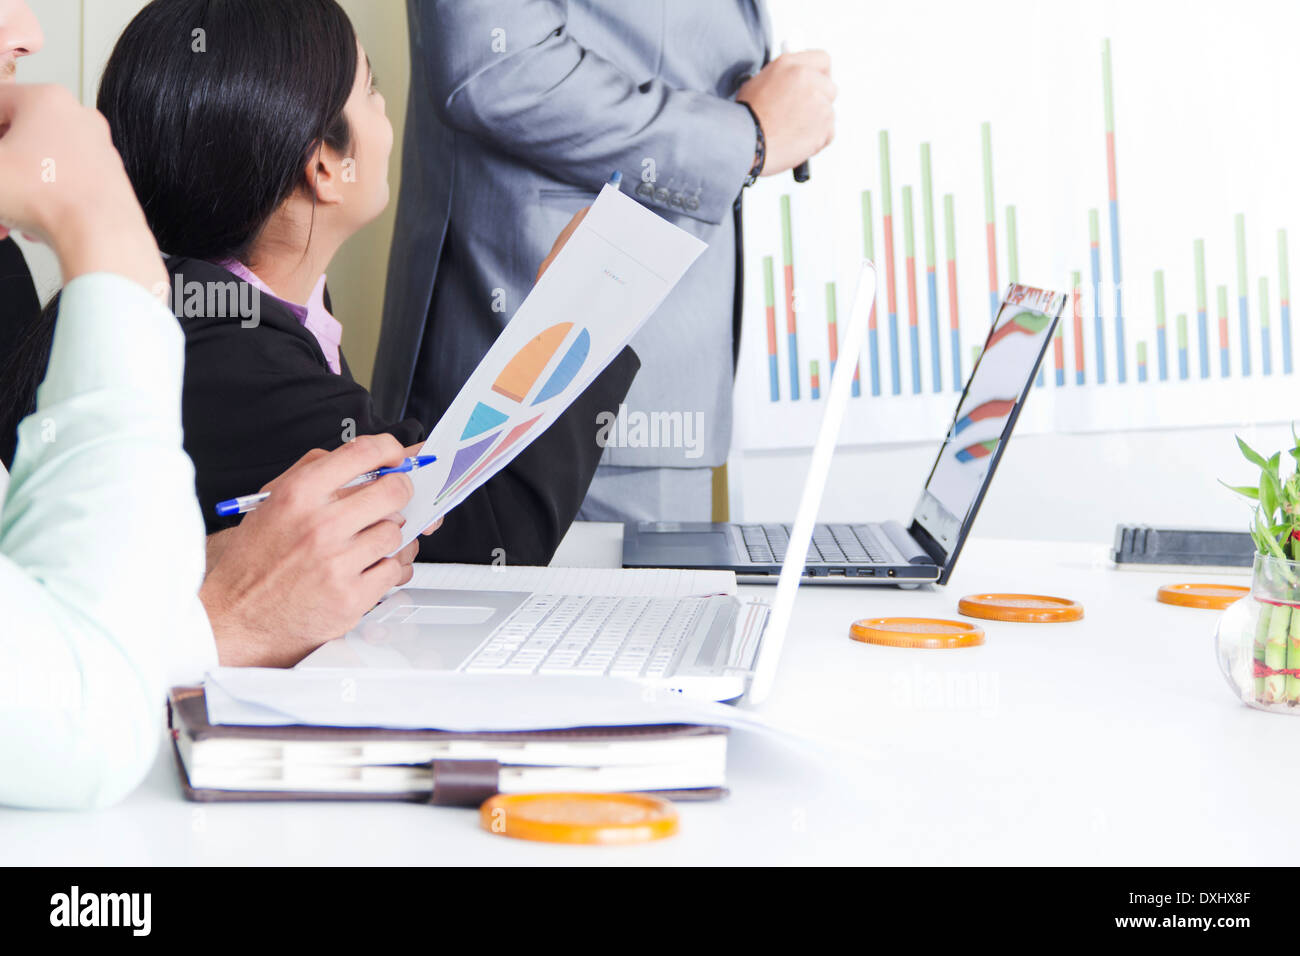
left=3, top=0, right=637, bottom=566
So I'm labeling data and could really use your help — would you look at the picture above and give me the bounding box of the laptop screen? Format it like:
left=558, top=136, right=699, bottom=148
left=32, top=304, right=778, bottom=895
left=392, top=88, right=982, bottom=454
left=913, top=284, right=1067, bottom=563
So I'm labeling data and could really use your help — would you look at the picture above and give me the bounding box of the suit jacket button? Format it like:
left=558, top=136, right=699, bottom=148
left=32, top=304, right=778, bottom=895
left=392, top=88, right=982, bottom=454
left=685, top=196, right=700, bottom=212
left=635, top=181, right=655, bottom=199
left=654, top=187, right=669, bottom=204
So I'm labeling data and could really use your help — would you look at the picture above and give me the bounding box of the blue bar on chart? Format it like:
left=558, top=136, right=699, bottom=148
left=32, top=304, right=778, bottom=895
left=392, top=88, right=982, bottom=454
left=1103, top=39, right=1126, bottom=383
left=881, top=132, right=901, bottom=395
left=945, top=194, right=963, bottom=391
left=1280, top=229, right=1292, bottom=375
left=762, top=255, right=779, bottom=401
left=780, top=194, right=800, bottom=400
left=921, top=144, right=942, bottom=392
left=1235, top=213, right=1252, bottom=376
left=1176, top=313, right=1189, bottom=380
left=1217, top=284, right=1231, bottom=378
left=1260, top=276, right=1272, bottom=377
left=861, top=190, right=878, bottom=396
left=1090, top=210, right=1106, bottom=383
left=1154, top=270, right=1168, bottom=381
left=1195, top=239, right=1210, bottom=379
left=903, top=186, right=921, bottom=394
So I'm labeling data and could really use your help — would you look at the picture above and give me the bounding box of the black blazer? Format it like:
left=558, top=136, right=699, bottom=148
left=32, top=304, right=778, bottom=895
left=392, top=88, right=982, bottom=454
left=170, top=257, right=639, bottom=565
left=0, top=238, right=39, bottom=338
left=0, top=238, right=43, bottom=468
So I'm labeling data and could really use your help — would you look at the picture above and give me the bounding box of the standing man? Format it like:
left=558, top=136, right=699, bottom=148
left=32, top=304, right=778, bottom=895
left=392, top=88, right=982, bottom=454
left=375, top=0, right=834, bottom=521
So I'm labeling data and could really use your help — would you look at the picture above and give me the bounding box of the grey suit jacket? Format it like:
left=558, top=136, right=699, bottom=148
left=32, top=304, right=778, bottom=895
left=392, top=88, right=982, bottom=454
left=374, top=0, right=769, bottom=468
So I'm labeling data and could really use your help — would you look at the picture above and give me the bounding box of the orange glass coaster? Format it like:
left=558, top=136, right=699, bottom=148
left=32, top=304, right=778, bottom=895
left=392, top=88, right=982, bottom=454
left=480, top=792, right=679, bottom=845
left=958, top=593, right=1084, bottom=623
left=849, top=617, right=985, bottom=649
left=1156, top=583, right=1251, bottom=610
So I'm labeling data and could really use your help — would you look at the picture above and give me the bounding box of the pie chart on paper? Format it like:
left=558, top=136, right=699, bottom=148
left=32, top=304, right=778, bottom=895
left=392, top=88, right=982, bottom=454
left=434, top=323, right=594, bottom=500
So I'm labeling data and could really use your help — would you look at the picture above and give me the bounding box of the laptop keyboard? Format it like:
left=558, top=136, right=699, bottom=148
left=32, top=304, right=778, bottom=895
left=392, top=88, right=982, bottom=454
left=739, top=523, right=892, bottom=565
left=462, top=594, right=706, bottom=678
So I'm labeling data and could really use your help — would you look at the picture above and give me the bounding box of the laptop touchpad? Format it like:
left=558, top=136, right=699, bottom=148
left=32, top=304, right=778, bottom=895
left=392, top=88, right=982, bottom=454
left=406, top=605, right=498, bottom=626
left=648, top=532, right=731, bottom=555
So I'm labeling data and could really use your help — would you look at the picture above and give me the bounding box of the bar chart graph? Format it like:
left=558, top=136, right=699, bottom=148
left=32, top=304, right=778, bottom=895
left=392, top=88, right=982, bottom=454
left=736, top=12, right=1300, bottom=451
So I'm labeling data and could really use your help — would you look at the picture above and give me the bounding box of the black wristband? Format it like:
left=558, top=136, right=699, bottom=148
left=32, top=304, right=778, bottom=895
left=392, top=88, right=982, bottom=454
left=739, top=100, right=765, bottom=187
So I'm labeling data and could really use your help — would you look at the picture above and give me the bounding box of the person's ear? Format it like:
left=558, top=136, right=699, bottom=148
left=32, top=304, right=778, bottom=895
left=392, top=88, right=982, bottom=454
left=303, top=142, right=348, bottom=206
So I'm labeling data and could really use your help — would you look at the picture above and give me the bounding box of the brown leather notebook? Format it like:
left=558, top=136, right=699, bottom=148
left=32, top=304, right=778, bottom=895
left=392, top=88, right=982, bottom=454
left=169, top=686, right=728, bottom=805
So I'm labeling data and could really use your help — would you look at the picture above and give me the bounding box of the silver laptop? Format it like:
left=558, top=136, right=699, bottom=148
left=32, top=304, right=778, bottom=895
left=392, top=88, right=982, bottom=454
left=623, top=282, right=1068, bottom=586
left=297, top=263, right=880, bottom=704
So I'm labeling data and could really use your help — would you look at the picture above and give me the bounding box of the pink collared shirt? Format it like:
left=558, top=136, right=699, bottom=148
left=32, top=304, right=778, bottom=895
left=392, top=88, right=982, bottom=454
left=216, top=258, right=343, bottom=375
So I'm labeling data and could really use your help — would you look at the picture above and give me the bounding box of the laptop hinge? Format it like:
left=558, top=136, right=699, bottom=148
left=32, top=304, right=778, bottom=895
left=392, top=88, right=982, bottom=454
left=906, top=519, right=948, bottom=567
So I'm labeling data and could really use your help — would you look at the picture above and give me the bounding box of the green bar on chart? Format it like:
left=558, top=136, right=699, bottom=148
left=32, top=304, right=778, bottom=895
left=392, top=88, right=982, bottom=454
left=1235, top=213, right=1251, bottom=375
left=921, top=143, right=941, bottom=392
left=1195, top=238, right=1209, bottom=378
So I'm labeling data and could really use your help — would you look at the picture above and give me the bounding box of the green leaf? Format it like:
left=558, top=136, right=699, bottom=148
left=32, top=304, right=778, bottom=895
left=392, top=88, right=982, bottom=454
left=1262, top=469, right=1281, bottom=520
left=1258, top=511, right=1288, bottom=558
left=1219, top=480, right=1260, bottom=500
left=1238, top=435, right=1269, bottom=469
left=1268, top=451, right=1283, bottom=483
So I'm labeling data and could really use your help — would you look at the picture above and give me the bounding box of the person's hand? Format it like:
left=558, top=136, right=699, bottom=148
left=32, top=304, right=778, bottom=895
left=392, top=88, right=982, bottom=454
left=536, top=206, right=588, bottom=282
left=0, top=83, right=165, bottom=293
left=736, top=51, right=836, bottom=177
left=200, top=434, right=425, bottom=667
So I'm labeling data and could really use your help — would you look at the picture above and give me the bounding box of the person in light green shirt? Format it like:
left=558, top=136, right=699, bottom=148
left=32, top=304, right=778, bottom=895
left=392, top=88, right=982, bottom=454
left=0, top=0, right=440, bottom=808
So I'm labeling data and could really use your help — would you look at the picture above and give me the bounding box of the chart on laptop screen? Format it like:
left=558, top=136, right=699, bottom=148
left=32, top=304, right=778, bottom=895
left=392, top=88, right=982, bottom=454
left=925, top=287, right=1065, bottom=534
left=735, top=0, right=1300, bottom=451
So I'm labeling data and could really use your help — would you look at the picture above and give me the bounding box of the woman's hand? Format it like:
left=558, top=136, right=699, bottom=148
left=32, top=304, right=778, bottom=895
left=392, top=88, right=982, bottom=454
left=535, top=206, right=589, bottom=283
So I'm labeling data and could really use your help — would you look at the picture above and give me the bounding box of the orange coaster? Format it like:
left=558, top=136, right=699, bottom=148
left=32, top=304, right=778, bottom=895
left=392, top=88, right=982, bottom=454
left=1156, top=583, right=1250, bottom=610
left=958, top=593, right=1084, bottom=623
left=480, top=792, right=679, bottom=845
left=849, top=617, right=985, bottom=649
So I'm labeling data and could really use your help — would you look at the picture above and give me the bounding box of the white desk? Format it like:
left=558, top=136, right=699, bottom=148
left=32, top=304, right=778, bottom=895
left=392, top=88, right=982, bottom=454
left=2, top=528, right=1291, bottom=865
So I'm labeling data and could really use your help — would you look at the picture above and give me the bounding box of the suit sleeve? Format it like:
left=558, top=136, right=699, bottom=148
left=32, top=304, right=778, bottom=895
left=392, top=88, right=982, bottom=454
left=411, top=0, right=759, bottom=226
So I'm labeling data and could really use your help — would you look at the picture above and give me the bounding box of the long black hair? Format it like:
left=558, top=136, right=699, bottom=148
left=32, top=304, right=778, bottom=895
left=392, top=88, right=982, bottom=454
left=0, top=0, right=358, bottom=466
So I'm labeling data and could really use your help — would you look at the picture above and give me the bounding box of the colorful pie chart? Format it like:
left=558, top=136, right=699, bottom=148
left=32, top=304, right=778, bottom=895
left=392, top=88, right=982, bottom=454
left=492, top=323, right=573, bottom=402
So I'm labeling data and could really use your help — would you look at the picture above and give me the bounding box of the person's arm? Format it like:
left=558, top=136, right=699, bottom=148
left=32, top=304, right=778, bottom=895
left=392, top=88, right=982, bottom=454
left=414, top=0, right=757, bottom=225
left=0, top=81, right=214, bottom=810
left=0, top=274, right=209, bottom=809
left=414, top=2, right=834, bottom=220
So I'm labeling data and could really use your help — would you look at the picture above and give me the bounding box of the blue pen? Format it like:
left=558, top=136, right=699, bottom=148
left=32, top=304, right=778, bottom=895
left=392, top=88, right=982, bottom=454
left=608, top=170, right=622, bottom=188
left=214, top=455, right=439, bottom=517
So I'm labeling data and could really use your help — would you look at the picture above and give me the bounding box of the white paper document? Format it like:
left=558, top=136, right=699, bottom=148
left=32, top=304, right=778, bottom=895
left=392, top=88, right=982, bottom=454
left=397, top=183, right=707, bottom=545
left=203, top=668, right=778, bottom=736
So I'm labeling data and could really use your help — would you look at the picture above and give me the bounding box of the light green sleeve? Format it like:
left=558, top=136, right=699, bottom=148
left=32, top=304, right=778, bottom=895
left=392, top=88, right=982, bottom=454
left=0, top=272, right=214, bottom=809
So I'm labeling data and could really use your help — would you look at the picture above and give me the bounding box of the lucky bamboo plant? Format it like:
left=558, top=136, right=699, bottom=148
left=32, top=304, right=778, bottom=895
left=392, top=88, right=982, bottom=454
left=1222, top=432, right=1300, bottom=704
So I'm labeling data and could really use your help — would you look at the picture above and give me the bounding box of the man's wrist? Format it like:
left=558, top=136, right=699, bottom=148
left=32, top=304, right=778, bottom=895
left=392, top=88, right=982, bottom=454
left=51, top=212, right=166, bottom=295
left=738, top=100, right=765, bottom=186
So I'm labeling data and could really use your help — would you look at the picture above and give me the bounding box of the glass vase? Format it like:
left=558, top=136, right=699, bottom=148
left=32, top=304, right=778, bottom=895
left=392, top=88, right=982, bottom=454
left=1216, top=553, right=1300, bottom=712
